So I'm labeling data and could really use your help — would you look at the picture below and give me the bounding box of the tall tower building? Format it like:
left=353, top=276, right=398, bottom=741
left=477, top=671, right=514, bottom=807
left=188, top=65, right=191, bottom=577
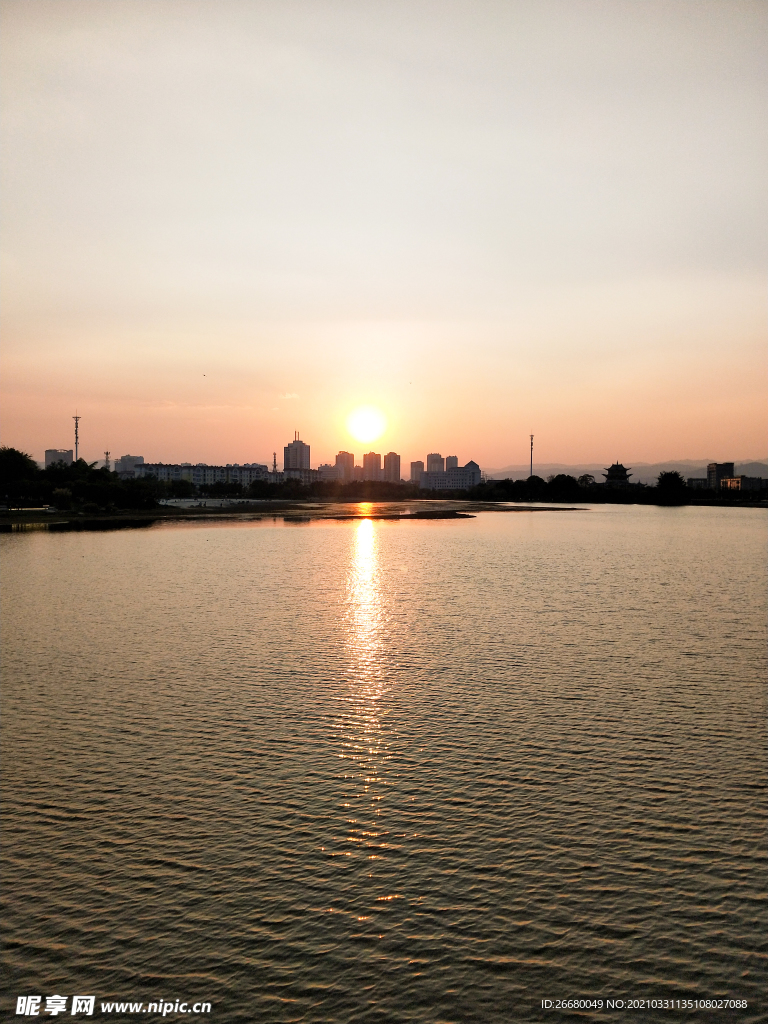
left=707, top=462, right=735, bottom=489
left=427, top=453, right=444, bottom=473
left=335, top=451, right=355, bottom=482
left=363, top=452, right=382, bottom=481
left=410, top=460, right=424, bottom=482
left=284, top=432, right=310, bottom=470
left=383, top=452, right=401, bottom=483
left=445, top=455, right=458, bottom=469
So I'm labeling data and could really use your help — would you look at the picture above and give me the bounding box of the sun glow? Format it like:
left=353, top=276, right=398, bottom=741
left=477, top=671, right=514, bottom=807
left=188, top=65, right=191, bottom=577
left=346, top=406, right=387, bottom=445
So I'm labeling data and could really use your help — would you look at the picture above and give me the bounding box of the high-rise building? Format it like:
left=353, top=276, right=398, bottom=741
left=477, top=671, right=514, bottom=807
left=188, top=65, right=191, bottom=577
left=445, top=455, right=458, bottom=469
left=284, top=432, right=310, bottom=471
left=114, top=454, right=144, bottom=478
left=363, top=452, right=382, bottom=481
left=45, top=449, right=73, bottom=468
left=335, top=451, right=355, bottom=482
left=383, top=452, right=401, bottom=482
left=427, top=453, right=444, bottom=473
left=707, top=462, right=734, bottom=489
left=410, top=461, right=424, bottom=482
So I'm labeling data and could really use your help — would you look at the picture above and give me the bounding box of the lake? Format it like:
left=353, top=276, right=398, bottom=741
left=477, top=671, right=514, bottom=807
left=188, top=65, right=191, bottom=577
left=2, top=504, right=766, bottom=1023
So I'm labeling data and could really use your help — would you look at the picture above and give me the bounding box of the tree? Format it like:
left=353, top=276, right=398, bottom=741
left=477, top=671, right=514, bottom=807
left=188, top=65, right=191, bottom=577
left=547, top=474, right=580, bottom=497
left=0, top=446, right=39, bottom=485
left=656, top=471, right=687, bottom=503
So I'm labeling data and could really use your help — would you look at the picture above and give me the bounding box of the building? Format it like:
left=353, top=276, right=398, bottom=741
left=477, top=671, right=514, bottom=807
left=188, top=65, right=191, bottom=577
left=114, top=454, right=144, bottom=478
left=363, top=452, right=382, bottom=481
left=383, top=452, right=401, bottom=483
left=602, top=463, right=632, bottom=487
left=284, top=467, right=317, bottom=485
left=284, top=432, right=310, bottom=471
left=445, top=455, right=458, bottom=470
left=419, top=460, right=481, bottom=490
left=721, top=476, right=764, bottom=492
left=335, top=451, right=355, bottom=482
left=707, top=463, right=734, bottom=489
left=427, top=453, right=445, bottom=473
left=410, top=461, right=424, bottom=482
left=687, top=478, right=708, bottom=489
left=45, top=449, right=73, bottom=468
left=136, top=463, right=269, bottom=486
left=317, top=464, right=337, bottom=481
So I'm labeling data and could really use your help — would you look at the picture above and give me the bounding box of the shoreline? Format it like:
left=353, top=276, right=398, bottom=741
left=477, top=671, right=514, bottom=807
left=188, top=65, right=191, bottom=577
left=1, top=497, right=765, bottom=532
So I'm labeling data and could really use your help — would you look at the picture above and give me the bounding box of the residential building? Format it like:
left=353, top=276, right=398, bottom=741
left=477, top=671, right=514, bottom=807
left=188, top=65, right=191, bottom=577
left=363, top=452, right=382, bottom=481
left=45, top=449, right=73, bottom=468
left=419, top=461, right=481, bottom=490
left=410, top=461, right=424, bottom=482
left=687, top=478, right=708, bottom=489
left=707, top=462, right=734, bottom=489
left=427, top=453, right=445, bottom=473
left=445, top=455, right=458, bottom=469
left=114, top=454, right=144, bottom=478
left=135, top=463, right=269, bottom=486
left=317, top=464, right=337, bottom=481
left=335, top=451, right=355, bottom=482
left=284, top=467, right=317, bottom=485
left=284, top=432, right=310, bottom=471
left=383, top=452, right=401, bottom=482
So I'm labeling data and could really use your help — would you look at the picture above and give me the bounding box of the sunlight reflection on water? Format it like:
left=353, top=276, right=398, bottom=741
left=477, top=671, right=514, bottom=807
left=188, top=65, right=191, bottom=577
left=339, top=518, right=391, bottom=865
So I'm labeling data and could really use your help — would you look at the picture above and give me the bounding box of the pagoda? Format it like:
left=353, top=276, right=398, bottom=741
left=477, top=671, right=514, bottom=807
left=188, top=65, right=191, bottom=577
left=602, top=463, right=632, bottom=487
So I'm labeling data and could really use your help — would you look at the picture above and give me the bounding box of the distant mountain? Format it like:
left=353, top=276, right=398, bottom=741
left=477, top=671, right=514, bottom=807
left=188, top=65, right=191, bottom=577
left=485, top=459, right=768, bottom=485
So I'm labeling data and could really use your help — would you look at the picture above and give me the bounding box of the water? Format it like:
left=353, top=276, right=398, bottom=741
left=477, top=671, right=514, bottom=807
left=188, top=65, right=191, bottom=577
left=2, top=505, right=766, bottom=1023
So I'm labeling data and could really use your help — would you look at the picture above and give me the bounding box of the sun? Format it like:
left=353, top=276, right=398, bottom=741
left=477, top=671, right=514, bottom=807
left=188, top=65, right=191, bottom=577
left=346, top=406, right=387, bottom=445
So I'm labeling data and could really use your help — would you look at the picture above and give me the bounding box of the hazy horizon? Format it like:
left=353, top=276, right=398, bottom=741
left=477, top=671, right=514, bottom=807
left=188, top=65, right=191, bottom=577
left=2, top=0, right=766, bottom=469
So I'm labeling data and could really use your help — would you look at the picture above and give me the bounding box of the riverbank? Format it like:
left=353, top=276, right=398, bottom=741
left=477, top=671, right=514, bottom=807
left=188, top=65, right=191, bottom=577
left=2, top=495, right=765, bottom=532
left=0, top=500, right=595, bottom=531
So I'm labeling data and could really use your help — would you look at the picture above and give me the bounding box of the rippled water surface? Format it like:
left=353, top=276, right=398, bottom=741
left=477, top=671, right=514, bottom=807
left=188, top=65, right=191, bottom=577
left=2, top=505, right=766, bottom=1022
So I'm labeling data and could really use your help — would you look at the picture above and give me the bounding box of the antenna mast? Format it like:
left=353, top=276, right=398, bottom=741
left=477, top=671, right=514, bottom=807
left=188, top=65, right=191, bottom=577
left=272, top=452, right=277, bottom=473
left=73, top=414, right=81, bottom=461
left=104, top=451, right=110, bottom=472
left=530, top=434, right=534, bottom=479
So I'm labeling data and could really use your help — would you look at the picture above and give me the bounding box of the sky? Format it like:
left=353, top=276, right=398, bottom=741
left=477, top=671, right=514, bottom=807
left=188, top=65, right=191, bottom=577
left=1, top=0, right=766, bottom=470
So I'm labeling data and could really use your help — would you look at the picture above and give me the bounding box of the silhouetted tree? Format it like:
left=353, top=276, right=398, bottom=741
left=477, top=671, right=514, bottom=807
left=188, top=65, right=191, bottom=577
left=0, top=446, right=38, bottom=483
left=170, top=479, right=195, bottom=498
left=205, top=481, right=243, bottom=497
left=656, top=470, right=687, bottom=504
left=1, top=446, right=44, bottom=505
left=547, top=474, right=580, bottom=498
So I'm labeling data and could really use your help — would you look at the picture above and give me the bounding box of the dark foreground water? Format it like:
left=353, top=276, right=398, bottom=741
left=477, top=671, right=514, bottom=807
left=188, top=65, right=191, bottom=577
left=2, top=505, right=766, bottom=1023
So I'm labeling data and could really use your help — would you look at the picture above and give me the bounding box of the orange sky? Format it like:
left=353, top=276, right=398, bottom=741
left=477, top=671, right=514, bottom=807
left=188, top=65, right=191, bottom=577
left=2, top=0, right=766, bottom=470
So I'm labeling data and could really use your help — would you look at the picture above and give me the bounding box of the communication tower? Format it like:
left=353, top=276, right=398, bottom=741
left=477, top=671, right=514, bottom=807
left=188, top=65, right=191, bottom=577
left=104, top=451, right=110, bottom=472
left=272, top=452, right=277, bottom=473
left=73, top=414, right=81, bottom=461
left=530, top=434, right=534, bottom=479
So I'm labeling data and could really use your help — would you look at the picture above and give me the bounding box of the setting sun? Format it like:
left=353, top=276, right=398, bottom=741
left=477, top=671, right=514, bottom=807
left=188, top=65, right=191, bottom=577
left=346, top=406, right=387, bottom=445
